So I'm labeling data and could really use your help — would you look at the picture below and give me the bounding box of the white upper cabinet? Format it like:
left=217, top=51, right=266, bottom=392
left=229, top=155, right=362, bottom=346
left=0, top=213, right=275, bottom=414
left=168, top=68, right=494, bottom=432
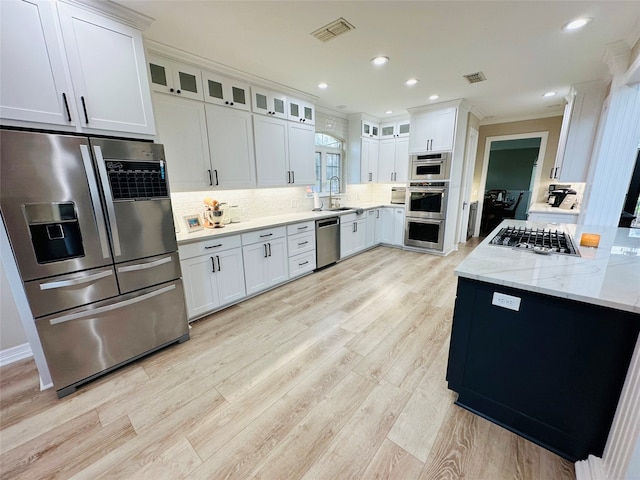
left=409, top=107, right=456, bottom=153
left=205, top=104, right=256, bottom=188
left=379, top=137, right=409, bottom=182
left=287, top=122, right=316, bottom=185
left=1, top=0, right=155, bottom=135
left=0, top=0, right=73, bottom=126
left=362, top=120, right=380, bottom=138
left=360, top=137, right=379, bottom=183
left=152, top=94, right=211, bottom=191
left=552, top=81, right=606, bottom=182
left=254, top=115, right=289, bottom=186
left=57, top=2, right=155, bottom=135
left=288, top=98, right=315, bottom=125
left=252, top=87, right=287, bottom=119
left=380, top=120, right=410, bottom=139
left=202, top=70, right=250, bottom=111
left=148, top=54, right=203, bottom=101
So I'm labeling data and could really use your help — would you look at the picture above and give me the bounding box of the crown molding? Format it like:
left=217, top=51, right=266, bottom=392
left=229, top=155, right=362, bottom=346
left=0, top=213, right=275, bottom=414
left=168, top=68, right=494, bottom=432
left=57, top=0, right=154, bottom=30
left=479, top=110, right=564, bottom=126
left=603, top=41, right=632, bottom=76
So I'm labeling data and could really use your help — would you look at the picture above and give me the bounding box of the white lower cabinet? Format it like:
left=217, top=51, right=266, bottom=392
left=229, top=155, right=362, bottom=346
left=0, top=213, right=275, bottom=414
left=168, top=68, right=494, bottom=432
left=340, top=213, right=367, bottom=259
left=242, top=227, right=288, bottom=295
left=365, top=209, right=378, bottom=248
left=287, top=221, right=316, bottom=277
left=179, top=236, right=246, bottom=320
left=380, top=207, right=405, bottom=246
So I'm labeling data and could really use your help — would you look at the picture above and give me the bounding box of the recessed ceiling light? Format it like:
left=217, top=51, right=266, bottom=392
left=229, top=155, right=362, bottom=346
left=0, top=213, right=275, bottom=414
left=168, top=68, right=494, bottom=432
left=371, top=56, right=389, bottom=66
left=429, top=94, right=439, bottom=100
left=385, top=110, right=393, bottom=114
left=562, top=17, right=592, bottom=31
left=405, top=78, right=419, bottom=86
left=543, top=91, right=556, bottom=97
left=318, top=82, right=328, bottom=89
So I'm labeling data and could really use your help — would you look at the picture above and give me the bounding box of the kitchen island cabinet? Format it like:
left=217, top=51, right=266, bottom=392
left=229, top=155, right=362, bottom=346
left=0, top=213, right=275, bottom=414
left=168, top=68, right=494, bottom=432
left=447, top=220, right=640, bottom=462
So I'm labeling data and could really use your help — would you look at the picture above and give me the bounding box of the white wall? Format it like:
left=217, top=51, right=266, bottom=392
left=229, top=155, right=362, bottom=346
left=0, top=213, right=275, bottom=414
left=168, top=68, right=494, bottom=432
left=0, top=255, right=27, bottom=350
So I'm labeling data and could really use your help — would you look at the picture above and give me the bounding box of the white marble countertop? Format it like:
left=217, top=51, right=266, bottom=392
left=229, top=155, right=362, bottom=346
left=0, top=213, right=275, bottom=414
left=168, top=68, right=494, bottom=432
left=455, top=220, right=640, bottom=313
left=176, top=202, right=402, bottom=244
left=528, top=202, right=580, bottom=215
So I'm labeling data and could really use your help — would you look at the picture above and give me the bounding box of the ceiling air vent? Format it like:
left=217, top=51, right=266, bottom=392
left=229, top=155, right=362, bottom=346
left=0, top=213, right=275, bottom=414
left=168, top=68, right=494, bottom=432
left=463, top=72, right=487, bottom=84
left=311, top=17, right=355, bottom=42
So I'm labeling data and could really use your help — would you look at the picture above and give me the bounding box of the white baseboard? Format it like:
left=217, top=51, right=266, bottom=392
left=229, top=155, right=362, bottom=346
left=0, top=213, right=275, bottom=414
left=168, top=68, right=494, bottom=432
left=575, top=455, right=606, bottom=480
left=0, top=342, right=33, bottom=367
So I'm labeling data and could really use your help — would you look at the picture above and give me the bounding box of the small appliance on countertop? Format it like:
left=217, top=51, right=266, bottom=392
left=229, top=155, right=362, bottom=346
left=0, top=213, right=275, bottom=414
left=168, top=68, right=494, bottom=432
left=547, top=184, right=577, bottom=208
left=391, top=187, right=406, bottom=204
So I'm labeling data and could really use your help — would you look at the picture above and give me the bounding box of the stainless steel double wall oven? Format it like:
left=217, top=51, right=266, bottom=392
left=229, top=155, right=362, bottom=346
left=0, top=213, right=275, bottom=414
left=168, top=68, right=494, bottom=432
left=405, top=152, right=451, bottom=251
left=1, top=129, right=189, bottom=398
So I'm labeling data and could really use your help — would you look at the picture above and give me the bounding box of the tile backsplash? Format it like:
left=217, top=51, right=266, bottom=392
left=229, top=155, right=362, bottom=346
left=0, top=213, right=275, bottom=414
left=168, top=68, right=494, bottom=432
left=171, top=183, right=396, bottom=224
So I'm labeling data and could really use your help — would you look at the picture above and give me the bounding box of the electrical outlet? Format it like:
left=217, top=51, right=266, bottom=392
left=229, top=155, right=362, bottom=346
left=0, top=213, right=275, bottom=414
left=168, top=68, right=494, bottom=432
left=492, top=292, right=521, bottom=311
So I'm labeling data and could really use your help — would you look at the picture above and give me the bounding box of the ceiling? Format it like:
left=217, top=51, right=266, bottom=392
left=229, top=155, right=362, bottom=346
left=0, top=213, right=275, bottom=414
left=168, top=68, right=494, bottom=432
left=114, top=1, right=640, bottom=122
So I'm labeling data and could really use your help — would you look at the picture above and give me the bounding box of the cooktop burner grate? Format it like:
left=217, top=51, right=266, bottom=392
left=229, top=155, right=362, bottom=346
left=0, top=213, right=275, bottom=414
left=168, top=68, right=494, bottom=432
left=489, top=226, right=580, bottom=256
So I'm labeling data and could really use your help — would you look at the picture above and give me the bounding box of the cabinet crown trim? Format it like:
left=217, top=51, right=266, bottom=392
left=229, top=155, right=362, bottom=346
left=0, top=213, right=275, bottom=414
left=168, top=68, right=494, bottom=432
left=57, top=0, right=154, bottom=30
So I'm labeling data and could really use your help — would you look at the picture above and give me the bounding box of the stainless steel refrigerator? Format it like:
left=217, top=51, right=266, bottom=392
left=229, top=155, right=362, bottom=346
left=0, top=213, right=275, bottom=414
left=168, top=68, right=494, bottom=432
left=0, top=129, right=189, bottom=398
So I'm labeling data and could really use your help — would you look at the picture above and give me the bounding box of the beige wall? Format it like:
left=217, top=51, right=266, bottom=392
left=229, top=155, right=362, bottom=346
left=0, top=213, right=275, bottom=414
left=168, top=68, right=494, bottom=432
left=472, top=116, right=563, bottom=203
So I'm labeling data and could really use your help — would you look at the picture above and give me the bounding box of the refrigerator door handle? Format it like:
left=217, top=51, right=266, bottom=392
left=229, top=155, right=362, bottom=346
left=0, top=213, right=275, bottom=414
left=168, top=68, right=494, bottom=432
left=49, top=284, right=176, bottom=325
left=39, top=269, right=113, bottom=290
left=92, top=145, right=122, bottom=257
left=117, top=256, right=172, bottom=273
left=80, top=145, right=111, bottom=259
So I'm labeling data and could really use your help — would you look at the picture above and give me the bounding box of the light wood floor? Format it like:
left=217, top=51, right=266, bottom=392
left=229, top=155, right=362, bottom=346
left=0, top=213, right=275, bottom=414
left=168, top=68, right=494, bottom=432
left=0, top=242, right=576, bottom=480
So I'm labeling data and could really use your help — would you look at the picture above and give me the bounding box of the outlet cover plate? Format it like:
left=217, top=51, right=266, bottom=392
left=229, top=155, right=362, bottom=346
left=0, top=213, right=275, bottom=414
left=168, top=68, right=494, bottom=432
left=492, top=292, right=521, bottom=311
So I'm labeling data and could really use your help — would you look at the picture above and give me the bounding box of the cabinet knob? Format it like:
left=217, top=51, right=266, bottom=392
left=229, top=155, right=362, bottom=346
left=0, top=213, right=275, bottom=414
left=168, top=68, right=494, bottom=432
left=225, top=101, right=229, bottom=105
left=169, top=88, right=174, bottom=93
left=177, top=90, right=181, bottom=94
left=230, top=102, right=234, bottom=105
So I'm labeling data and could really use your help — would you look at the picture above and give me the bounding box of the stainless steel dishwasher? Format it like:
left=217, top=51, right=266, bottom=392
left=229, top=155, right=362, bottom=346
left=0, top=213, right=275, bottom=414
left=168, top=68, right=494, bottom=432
left=316, top=217, right=340, bottom=269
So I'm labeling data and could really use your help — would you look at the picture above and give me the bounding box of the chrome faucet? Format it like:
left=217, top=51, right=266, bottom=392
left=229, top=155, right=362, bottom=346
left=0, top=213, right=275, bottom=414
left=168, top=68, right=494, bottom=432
left=329, top=176, right=340, bottom=208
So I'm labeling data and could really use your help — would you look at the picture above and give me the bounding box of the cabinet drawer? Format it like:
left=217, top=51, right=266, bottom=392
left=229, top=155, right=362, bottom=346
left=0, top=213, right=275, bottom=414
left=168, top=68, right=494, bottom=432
left=242, top=226, right=286, bottom=245
left=287, top=231, right=315, bottom=256
left=287, top=221, right=314, bottom=236
left=178, top=235, right=241, bottom=260
left=288, top=251, right=316, bottom=278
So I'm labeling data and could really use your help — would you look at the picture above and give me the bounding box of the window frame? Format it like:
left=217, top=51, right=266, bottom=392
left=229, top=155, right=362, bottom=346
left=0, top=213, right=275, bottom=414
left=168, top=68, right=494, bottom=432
left=314, top=132, right=345, bottom=196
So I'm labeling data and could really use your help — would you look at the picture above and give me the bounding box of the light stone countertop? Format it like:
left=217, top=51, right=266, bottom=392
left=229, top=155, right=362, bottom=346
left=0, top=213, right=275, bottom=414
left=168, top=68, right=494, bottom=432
left=528, top=202, right=580, bottom=215
left=455, top=220, right=640, bottom=313
left=175, top=202, right=402, bottom=245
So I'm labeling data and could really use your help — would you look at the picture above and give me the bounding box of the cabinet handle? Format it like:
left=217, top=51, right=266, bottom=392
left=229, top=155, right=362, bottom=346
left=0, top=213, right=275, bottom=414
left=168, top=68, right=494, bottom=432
left=208, top=169, right=213, bottom=186
left=211, top=256, right=216, bottom=273
left=299, top=261, right=309, bottom=266
left=298, top=241, right=308, bottom=246
left=264, top=244, right=268, bottom=258
left=214, top=169, right=219, bottom=186
left=204, top=243, right=222, bottom=249
left=297, top=225, right=308, bottom=230
left=216, top=255, right=221, bottom=272
left=259, top=233, right=273, bottom=238
left=80, top=96, right=89, bottom=124
left=268, top=242, right=272, bottom=257
left=287, top=171, right=291, bottom=183
left=369, top=172, right=372, bottom=182
left=376, top=210, right=380, bottom=218
left=62, top=93, right=72, bottom=122
left=291, top=171, right=295, bottom=183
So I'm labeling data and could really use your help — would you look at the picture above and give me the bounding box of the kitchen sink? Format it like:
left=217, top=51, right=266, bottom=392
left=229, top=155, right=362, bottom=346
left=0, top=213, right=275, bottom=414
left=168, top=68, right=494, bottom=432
left=324, top=207, right=353, bottom=211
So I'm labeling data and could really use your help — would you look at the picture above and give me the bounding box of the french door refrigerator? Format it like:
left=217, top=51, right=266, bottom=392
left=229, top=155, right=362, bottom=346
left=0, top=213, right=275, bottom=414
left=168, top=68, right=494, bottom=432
left=0, top=129, right=189, bottom=398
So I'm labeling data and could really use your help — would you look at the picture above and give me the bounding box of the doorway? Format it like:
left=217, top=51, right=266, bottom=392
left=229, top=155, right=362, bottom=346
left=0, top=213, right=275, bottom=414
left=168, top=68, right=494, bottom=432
left=476, top=132, right=548, bottom=236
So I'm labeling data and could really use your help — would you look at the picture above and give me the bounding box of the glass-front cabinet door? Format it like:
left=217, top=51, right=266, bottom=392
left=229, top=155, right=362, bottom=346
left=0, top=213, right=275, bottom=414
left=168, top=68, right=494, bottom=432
left=147, top=55, right=203, bottom=101
left=362, top=120, right=379, bottom=138
left=202, top=71, right=250, bottom=111
left=251, top=87, right=287, bottom=119
left=288, top=98, right=315, bottom=125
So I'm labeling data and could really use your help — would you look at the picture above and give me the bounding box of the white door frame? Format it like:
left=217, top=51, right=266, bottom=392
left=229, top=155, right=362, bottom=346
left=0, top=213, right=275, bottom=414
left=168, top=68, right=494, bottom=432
left=475, top=131, right=549, bottom=237
left=458, top=127, right=479, bottom=242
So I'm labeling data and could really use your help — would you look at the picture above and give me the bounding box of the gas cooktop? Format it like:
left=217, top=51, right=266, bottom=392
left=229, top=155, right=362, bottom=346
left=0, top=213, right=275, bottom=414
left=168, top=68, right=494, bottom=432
left=489, top=226, right=580, bottom=256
